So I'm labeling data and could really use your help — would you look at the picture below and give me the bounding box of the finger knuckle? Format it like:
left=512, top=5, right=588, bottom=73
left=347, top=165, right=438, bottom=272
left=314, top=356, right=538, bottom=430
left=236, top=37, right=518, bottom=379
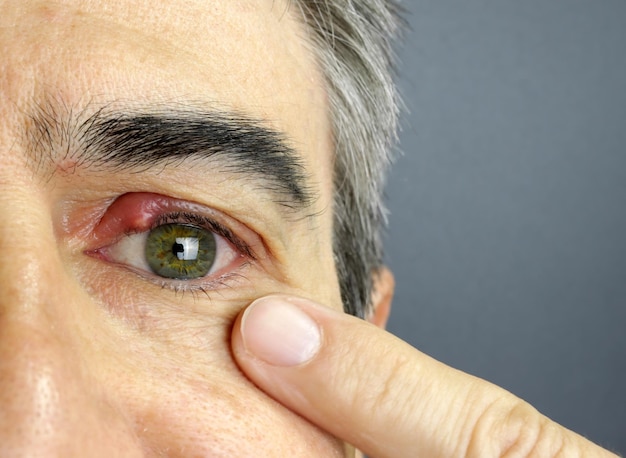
left=466, top=394, right=569, bottom=458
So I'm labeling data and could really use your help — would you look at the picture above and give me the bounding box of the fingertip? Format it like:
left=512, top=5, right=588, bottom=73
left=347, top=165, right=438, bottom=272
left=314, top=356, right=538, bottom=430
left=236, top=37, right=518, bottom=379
left=234, top=295, right=323, bottom=367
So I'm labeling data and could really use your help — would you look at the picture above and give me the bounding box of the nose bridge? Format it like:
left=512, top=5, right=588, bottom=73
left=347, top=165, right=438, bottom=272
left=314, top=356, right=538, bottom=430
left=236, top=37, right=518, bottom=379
left=0, top=182, right=78, bottom=452
left=0, top=178, right=59, bottom=318
left=0, top=183, right=144, bottom=456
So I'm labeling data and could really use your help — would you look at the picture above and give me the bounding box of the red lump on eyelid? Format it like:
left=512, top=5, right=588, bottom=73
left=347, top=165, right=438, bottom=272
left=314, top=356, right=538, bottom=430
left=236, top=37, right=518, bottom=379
left=55, top=194, right=161, bottom=242
left=92, top=193, right=203, bottom=243
left=88, top=192, right=262, bottom=252
left=93, top=193, right=167, bottom=241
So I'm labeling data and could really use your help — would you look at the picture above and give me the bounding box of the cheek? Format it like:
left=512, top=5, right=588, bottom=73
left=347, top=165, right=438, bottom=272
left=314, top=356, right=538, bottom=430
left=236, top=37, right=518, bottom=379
left=97, top=334, right=345, bottom=457
left=71, top=283, right=346, bottom=457
left=132, top=377, right=343, bottom=456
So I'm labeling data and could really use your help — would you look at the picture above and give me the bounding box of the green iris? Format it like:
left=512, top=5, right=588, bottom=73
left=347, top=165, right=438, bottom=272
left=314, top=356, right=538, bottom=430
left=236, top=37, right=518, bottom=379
left=145, top=223, right=216, bottom=279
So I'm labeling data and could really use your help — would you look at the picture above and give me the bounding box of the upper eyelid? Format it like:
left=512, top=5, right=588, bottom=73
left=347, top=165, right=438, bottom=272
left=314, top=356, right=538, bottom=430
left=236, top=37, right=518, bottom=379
left=89, top=192, right=262, bottom=256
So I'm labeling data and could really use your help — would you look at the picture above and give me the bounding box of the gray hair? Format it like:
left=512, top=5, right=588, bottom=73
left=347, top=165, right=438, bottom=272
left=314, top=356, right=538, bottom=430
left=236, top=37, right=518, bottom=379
left=292, top=0, right=403, bottom=317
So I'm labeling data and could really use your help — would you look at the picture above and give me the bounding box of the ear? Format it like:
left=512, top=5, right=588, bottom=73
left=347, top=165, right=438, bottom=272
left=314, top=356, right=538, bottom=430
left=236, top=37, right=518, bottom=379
left=366, top=266, right=394, bottom=329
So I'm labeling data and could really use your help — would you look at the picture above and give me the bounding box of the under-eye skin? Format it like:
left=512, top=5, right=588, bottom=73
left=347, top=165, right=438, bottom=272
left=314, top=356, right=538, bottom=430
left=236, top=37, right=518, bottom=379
left=146, top=223, right=217, bottom=279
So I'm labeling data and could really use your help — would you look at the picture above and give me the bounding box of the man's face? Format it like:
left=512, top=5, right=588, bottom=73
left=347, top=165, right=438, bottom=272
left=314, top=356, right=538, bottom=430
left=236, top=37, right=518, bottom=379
left=0, top=0, right=350, bottom=455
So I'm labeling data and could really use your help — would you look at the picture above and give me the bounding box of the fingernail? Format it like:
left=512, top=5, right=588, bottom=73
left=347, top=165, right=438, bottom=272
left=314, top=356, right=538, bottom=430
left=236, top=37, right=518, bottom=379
left=241, top=297, right=321, bottom=366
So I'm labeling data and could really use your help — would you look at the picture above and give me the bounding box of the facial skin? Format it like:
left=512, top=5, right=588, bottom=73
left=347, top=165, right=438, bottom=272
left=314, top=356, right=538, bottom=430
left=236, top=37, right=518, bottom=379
left=0, top=0, right=356, bottom=455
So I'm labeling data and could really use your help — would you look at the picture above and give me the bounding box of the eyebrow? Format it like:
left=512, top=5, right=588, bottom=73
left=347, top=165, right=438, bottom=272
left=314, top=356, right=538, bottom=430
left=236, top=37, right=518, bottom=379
left=27, top=101, right=315, bottom=211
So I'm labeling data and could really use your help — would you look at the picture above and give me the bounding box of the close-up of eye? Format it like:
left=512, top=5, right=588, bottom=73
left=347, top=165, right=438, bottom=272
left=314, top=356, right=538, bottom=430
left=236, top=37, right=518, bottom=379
left=88, top=192, right=256, bottom=288
left=103, top=221, right=236, bottom=281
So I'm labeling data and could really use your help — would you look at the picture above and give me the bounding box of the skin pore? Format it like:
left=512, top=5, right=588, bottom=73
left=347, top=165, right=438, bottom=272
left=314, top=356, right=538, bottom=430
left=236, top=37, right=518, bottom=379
left=0, top=0, right=362, bottom=455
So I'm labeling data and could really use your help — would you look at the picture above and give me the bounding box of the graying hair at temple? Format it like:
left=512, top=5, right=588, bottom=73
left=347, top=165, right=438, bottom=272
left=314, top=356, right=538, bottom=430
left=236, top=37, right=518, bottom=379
left=294, top=0, right=403, bottom=317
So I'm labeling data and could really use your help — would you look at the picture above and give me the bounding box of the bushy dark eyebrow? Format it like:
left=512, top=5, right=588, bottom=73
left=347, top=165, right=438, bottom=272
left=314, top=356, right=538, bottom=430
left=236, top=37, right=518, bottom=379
left=27, top=101, right=315, bottom=212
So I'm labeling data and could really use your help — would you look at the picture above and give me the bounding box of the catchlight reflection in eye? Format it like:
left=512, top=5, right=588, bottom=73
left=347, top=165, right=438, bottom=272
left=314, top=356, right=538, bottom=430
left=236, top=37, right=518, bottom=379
left=146, top=223, right=216, bottom=279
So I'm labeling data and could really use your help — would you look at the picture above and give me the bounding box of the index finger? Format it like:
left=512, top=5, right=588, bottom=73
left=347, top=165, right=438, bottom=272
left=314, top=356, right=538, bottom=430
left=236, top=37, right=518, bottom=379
left=231, top=295, right=616, bottom=458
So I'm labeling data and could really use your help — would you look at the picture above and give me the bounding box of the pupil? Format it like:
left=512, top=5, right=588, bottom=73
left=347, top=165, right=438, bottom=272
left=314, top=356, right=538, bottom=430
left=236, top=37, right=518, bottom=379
left=172, top=242, right=184, bottom=256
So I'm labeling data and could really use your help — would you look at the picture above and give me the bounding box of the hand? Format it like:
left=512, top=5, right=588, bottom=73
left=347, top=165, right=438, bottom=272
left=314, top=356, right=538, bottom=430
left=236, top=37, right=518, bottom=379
left=231, top=294, right=619, bottom=458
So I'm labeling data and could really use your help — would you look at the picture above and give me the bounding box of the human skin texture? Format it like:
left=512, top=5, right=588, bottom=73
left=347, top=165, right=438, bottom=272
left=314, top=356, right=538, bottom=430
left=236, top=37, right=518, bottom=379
left=0, top=0, right=360, bottom=455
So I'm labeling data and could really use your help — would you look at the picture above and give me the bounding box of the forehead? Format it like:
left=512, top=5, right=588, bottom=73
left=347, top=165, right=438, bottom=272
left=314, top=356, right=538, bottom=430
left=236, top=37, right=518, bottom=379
left=0, top=0, right=332, bottom=186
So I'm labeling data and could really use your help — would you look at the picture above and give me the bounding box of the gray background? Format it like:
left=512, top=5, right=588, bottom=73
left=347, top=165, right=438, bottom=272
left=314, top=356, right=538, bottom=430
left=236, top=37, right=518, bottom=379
left=385, top=0, right=626, bottom=454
